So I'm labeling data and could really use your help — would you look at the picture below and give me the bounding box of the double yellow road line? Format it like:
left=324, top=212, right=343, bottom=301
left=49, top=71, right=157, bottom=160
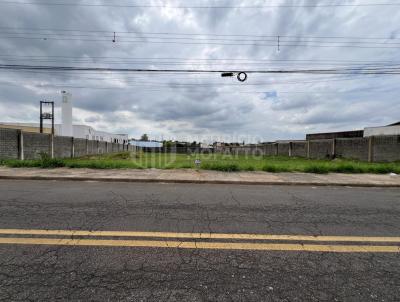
left=0, top=229, right=399, bottom=253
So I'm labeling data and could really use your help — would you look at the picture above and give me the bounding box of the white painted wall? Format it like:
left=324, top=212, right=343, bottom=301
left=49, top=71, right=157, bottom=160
left=73, top=125, right=128, bottom=143
left=130, top=141, right=162, bottom=148
left=364, top=125, right=400, bottom=137
left=0, top=122, right=128, bottom=143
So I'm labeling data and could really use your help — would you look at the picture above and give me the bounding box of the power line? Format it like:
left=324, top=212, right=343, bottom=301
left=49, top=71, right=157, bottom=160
left=0, top=27, right=399, bottom=41
left=2, top=34, right=400, bottom=46
left=1, top=27, right=399, bottom=49
left=1, top=58, right=397, bottom=69
left=2, top=68, right=398, bottom=84
left=1, top=64, right=400, bottom=74
left=0, top=26, right=400, bottom=40
left=1, top=54, right=398, bottom=64
left=2, top=35, right=400, bottom=49
left=1, top=1, right=400, bottom=8
left=4, top=66, right=399, bottom=84
left=0, top=74, right=394, bottom=92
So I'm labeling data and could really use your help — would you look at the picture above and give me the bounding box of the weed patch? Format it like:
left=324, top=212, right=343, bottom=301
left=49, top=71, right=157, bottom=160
left=303, top=165, right=329, bottom=174
left=1, top=152, right=400, bottom=175
left=201, top=163, right=240, bottom=172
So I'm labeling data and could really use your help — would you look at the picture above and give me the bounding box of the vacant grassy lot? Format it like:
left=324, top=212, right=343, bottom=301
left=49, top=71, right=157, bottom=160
left=1, top=151, right=400, bottom=174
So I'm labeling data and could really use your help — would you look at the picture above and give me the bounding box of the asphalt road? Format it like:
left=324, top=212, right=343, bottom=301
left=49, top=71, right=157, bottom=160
left=0, top=180, right=399, bottom=301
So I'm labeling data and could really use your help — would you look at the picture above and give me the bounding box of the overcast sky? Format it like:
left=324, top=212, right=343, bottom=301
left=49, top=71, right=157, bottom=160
left=0, top=0, right=399, bottom=143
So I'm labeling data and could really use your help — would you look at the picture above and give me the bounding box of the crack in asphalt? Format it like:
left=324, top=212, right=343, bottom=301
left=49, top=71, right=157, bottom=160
left=0, top=181, right=399, bottom=301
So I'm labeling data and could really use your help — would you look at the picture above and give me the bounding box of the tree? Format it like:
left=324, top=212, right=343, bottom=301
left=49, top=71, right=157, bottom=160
left=163, top=140, right=173, bottom=148
left=141, top=134, right=149, bottom=141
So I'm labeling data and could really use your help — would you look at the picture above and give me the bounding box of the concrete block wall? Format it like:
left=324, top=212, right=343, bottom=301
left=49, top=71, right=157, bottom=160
left=277, top=143, right=290, bottom=156
left=336, top=138, right=369, bottom=161
left=2, top=126, right=400, bottom=162
left=224, top=146, right=266, bottom=156
left=252, top=146, right=265, bottom=156
left=214, top=135, right=400, bottom=163
left=228, top=147, right=238, bottom=155
left=54, top=136, right=73, bottom=159
left=0, top=128, right=19, bottom=159
left=0, top=127, right=129, bottom=160
left=291, top=142, right=307, bottom=157
left=264, top=144, right=277, bottom=156
left=74, top=139, right=87, bottom=157
left=87, top=140, right=96, bottom=155
left=23, top=132, right=51, bottom=160
left=98, top=141, right=107, bottom=154
left=309, top=140, right=333, bottom=159
left=372, top=136, right=400, bottom=162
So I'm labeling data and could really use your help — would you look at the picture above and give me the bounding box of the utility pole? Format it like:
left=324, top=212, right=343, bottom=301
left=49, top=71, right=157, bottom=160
left=39, top=101, right=55, bottom=134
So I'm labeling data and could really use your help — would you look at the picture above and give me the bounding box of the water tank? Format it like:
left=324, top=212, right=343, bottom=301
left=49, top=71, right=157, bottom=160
left=61, top=91, right=73, bottom=137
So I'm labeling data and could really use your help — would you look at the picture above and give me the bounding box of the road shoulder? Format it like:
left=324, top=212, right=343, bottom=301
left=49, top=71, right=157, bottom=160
left=0, top=167, right=399, bottom=187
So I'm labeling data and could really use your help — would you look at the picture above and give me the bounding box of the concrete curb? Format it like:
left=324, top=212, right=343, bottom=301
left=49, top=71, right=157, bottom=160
left=0, top=175, right=399, bottom=187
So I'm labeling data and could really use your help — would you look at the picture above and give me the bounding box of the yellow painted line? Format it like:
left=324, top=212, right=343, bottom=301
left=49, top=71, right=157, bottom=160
left=0, top=229, right=399, bottom=243
left=0, top=237, right=398, bottom=253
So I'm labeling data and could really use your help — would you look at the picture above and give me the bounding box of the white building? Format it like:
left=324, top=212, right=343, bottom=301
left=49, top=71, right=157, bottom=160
left=0, top=91, right=129, bottom=144
left=130, top=141, right=163, bottom=148
left=0, top=122, right=128, bottom=144
left=364, top=122, right=400, bottom=137
left=59, top=91, right=128, bottom=143
left=71, top=124, right=128, bottom=143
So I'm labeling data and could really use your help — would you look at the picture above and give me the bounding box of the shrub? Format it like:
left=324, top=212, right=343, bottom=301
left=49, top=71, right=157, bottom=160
left=333, top=164, right=362, bottom=173
left=107, top=152, right=132, bottom=160
left=369, top=165, right=394, bottom=174
left=178, top=164, right=193, bottom=169
left=303, top=164, right=329, bottom=174
left=201, top=163, right=240, bottom=172
left=262, top=165, right=278, bottom=172
left=38, top=153, right=65, bottom=168
left=262, top=164, right=291, bottom=173
left=243, top=166, right=255, bottom=171
left=3, top=160, right=41, bottom=168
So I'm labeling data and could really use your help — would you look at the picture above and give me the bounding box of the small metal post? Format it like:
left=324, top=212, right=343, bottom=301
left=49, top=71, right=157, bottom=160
left=51, top=102, right=55, bottom=135
left=39, top=102, right=43, bottom=133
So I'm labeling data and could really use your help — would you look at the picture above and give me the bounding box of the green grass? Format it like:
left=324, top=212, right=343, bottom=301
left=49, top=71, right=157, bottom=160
left=201, top=162, right=240, bottom=172
left=1, top=151, right=400, bottom=174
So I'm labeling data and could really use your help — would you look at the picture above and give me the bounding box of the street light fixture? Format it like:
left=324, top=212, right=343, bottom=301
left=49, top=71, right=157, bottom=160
left=221, top=72, right=248, bottom=82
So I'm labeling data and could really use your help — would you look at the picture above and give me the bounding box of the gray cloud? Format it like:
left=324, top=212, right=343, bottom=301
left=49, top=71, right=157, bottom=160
left=0, top=0, right=399, bottom=142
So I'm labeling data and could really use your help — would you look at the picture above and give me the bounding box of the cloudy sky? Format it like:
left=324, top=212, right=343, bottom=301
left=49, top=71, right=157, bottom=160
left=0, top=0, right=399, bottom=143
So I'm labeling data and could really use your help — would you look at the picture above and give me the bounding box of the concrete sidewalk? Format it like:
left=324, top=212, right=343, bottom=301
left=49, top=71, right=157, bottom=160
left=0, top=167, right=399, bottom=187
